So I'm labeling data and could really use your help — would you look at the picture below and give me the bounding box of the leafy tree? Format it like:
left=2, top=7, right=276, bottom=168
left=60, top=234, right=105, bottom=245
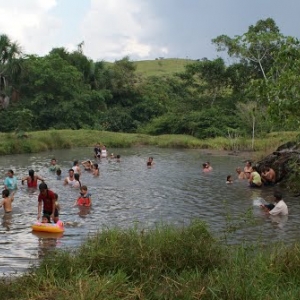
left=183, top=58, right=229, bottom=106
left=265, top=37, right=300, bottom=128
left=104, top=56, right=139, bottom=107
left=226, top=62, right=254, bottom=99
left=212, top=18, right=300, bottom=131
left=99, top=107, right=136, bottom=132
left=19, top=54, right=107, bottom=129
left=142, top=108, right=237, bottom=138
left=50, top=46, right=108, bottom=92
left=212, top=18, right=283, bottom=81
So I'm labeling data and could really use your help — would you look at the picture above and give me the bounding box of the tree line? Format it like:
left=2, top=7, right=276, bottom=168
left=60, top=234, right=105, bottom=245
left=0, top=18, right=299, bottom=139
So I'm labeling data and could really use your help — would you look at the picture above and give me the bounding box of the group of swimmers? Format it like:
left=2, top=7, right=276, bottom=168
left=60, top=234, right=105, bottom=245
left=231, top=161, right=276, bottom=188
left=1, top=140, right=130, bottom=224
left=202, top=159, right=275, bottom=188
left=0, top=148, right=96, bottom=223
left=202, top=159, right=288, bottom=216
left=2, top=149, right=287, bottom=226
left=93, top=143, right=121, bottom=162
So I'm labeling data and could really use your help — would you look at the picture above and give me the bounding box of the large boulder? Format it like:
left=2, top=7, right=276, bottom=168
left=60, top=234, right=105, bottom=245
left=256, top=141, right=300, bottom=184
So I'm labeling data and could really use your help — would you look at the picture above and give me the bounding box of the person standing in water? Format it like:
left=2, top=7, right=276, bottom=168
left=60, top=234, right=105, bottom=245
left=101, top=145, right=108, bottom=158
left=56, top=169, right=62, bottom=180
left=49, top=158, right=60, bottom=172
left=261, top=191, right=288, bottom=216
left=73, top=173, right=82, bottom=188
left=226, top=175, right=233, bottom=184
left=72, top=160, right=81, bottom=175
left=64, top=169, right=76, bottom=187
left=244, top=161, right=253, bottom=179
left=37, top=183, right=59, bottom=223
left=4, top=170, right=18, bottom=193
left=81, top=160, right=93, bottom=171
left=261, top=166, right=276, bottom=186
left=22, top=169, right=44, bottom=188
left=147, top=157, right=154, bottom=167
left=92, top=163, right=99, bottom=176
left=0, top=189, right=14, bottom=213
left=74, top=185, right=92, bottom=207
left=206, top=162, right=213, bottom=171
left=236, top=167, right=246, bottom=179
left=249, top=166, right=262, bottom=188
left=94, top=143, right=101, bottom=158
left=202, top=163, right=210, bottom=173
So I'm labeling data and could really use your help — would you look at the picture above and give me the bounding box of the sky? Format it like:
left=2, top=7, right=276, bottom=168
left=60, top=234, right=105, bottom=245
left=0, top=0, right=299, bottom=62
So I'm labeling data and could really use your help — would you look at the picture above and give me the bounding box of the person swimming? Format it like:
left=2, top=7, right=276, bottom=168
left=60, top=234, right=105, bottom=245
left=147, top=157, right=154, bottom=167
left=56, top=169, right=62, bottom=180
left=202, top=163, right=210, bottom=173
left=226, top=175, right=233, bottom=184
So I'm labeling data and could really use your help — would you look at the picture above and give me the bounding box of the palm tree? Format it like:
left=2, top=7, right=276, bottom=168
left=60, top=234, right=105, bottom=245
left=0, top=34, right=23, bottom=108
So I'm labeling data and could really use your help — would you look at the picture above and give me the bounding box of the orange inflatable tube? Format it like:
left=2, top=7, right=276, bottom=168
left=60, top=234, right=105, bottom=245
left=31, top=221, right=64, bottom=233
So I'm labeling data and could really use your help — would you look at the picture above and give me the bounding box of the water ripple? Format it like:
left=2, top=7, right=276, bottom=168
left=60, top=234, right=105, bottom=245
left=0, top=147, right=298, bottom=276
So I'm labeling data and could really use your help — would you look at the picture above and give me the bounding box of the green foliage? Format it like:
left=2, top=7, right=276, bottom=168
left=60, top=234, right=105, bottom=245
left=0, top=34, right=23, bottom=92
left=142, top=108, right=238, bottom=139
left=13, top=108, right=33, bottom=133
left=98, top=107, right=136, bottom=132
left=17, top=54, right=107, bottom=130
left=183, top=58, right=229, bottom=106
left=212, top=18, right=283, bottom=80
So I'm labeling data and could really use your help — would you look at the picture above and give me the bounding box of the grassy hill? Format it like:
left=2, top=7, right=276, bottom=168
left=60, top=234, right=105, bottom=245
left=134, top=58, right=194, bottom=77
left=105, top=58, right=195, bottom=78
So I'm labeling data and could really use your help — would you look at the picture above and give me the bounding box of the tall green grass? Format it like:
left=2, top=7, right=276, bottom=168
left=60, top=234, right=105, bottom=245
left=1, top=220, right=300, bottom=299
left=0, top=129, right=298, bottom=156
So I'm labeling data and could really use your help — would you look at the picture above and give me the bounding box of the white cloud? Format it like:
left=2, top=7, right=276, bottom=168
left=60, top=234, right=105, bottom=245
left=0, top=0, right=61, bottom=56
left=80, top=0, right=168, bottom=61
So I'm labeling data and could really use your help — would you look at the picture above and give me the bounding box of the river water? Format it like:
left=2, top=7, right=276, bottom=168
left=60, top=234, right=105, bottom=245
left=0, top=147, right=299, bottom=276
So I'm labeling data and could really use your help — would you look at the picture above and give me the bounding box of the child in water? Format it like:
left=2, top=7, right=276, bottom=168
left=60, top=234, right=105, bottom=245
left=54, top=193, right=61, bottom=212
left=74, top=185, right=92, bottom=207
left=147, top=157, right=154, bottom=167
left=92, top=163, right=99, bottom=176
left=56, top=169, right=62, bottom=180
left=41, top=214, right=51, bottom=223
left=226, top=175, right=233, bottom=184
left=0, top=189, right=14, bottom=213
left=202, top=163, right=210, bottom=173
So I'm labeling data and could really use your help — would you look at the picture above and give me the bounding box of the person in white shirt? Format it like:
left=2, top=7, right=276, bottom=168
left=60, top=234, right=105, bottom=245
left=261, top=191, right=288, bottom=216
left=72, top=160, right=81, bottom=175
left=64, top=169, right=76, bottom=187
left=101, top=145, right=108, bottom=158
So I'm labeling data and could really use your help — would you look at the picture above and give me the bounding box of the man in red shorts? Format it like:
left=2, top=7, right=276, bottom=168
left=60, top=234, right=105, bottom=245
left=37, top=183, right=59, bottom=223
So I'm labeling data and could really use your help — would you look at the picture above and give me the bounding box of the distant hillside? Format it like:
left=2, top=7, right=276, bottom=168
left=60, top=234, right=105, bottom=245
left=134, top=58, right=194, bottom=77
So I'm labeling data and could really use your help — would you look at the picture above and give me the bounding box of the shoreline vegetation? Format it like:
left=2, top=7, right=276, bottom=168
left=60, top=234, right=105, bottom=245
left=1, top=221, right=300, bottom=299
left=0, top=129, right=298, bottom=158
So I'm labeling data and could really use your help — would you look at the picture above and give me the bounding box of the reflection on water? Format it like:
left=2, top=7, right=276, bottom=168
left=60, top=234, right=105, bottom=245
left=2, top=213, right=12, bottom=231
left=0, top=147, right=300, bottom=276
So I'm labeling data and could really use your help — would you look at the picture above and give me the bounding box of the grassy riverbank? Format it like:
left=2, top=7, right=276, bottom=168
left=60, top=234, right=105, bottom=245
left=1, top=220, right=299, bottom=299
left=0, top=129, right=298, bottom=156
